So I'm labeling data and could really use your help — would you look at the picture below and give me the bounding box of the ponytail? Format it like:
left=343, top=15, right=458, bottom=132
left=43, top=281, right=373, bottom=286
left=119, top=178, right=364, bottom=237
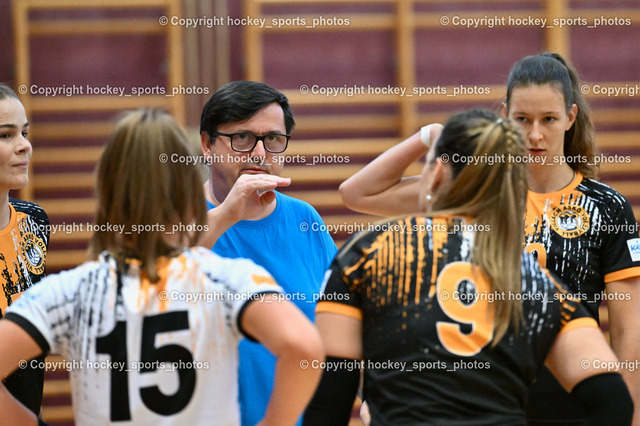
left=429, top=109, right=528, bottom=343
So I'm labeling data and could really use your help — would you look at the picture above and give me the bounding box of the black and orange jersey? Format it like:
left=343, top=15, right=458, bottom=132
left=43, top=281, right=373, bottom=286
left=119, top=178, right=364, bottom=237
left=524, top=172, right=640, bottom=320
left=0, top=198, right=49, bottom=415
left=524, top=173, right=640, bottom=424
left=0, top=198, right=49, bottom=313
left=317, top=215, right=595, bottom=425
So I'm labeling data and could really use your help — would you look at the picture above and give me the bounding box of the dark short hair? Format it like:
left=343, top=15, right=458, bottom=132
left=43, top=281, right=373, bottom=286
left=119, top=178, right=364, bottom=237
left=199, top=81, right=295, bottom=137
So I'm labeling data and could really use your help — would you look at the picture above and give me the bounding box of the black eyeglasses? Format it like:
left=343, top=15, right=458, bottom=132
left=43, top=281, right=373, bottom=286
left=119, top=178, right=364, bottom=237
left=213, top=132, right=290, bottom=153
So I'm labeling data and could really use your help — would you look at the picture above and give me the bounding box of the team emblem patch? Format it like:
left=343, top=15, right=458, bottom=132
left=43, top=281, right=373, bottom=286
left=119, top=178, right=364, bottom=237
left=21, top=232, right=46, bottom=275
left=550, top=205, right=590, bottom=238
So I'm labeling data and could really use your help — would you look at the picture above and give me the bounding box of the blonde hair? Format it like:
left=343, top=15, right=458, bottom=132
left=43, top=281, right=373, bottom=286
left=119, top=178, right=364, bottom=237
left=430, top=109, right=528, bottom=343
left=89, top=108, right=207, bottom=282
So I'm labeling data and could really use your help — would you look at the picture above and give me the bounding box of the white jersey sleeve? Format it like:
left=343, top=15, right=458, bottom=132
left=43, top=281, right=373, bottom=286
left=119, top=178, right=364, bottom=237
left=5, top=262, right=99, bottom=356
left=189, top=246, right=285, bottom=341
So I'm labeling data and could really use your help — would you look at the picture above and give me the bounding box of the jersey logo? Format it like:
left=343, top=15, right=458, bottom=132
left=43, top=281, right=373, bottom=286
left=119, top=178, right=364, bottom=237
left=20, top=232, right=46, bottom=275
left=627, top=238, right=640, bottom=262
left=550, top=205, right=590, bottom=238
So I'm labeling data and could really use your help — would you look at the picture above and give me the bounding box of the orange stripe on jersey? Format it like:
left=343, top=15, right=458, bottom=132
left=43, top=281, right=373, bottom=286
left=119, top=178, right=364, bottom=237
left=252, top=274, right=277, bottom=286
left=341, top=234, right=381, bottom=286
left=604, top=267, right=640, bottom=283
left=316, top=301, right=363, bottom=320
left=399, top=218, right=407, bottom=308
left=428, top=218, right=448, bottom=299
left=414, top=216, right=427, bottom=306
left=558, top=317, right=598, bottom=335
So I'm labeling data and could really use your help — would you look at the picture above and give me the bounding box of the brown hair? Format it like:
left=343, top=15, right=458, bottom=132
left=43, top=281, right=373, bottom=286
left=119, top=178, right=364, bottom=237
left=89, top=108, right=207, bottom=282
left=430, top=108, right=528, bottom=343
left=505, top=53, right=598, bottom=178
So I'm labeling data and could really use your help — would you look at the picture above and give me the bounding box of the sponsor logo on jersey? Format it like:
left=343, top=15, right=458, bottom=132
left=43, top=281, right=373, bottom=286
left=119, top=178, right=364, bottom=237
left=550, top=204, right=590, bottom=238
left=627, top=238, right=640, bottom=262
left=21, top=232, right=46, bottom=275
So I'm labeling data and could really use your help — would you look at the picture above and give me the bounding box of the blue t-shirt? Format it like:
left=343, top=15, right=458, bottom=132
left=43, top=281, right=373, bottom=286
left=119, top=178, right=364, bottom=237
left=208, top=191, right=337, bottom=426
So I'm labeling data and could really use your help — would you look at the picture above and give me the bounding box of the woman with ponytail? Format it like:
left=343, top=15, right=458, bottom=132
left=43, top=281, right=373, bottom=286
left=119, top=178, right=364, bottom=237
left=340, top=52, right=640, bottom=425
left=503, top=52, right=640, bottom=426
left=305, top=109, right=632, bottom=425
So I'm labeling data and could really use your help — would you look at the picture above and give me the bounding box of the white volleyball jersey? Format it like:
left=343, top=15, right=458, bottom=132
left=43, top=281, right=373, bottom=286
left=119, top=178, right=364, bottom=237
left=5, top=247, right=283, bottom=425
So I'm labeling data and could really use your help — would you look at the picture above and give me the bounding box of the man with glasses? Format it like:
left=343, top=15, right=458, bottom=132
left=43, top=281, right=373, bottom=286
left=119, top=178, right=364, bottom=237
left=199, top=81, right=337, bottom=426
